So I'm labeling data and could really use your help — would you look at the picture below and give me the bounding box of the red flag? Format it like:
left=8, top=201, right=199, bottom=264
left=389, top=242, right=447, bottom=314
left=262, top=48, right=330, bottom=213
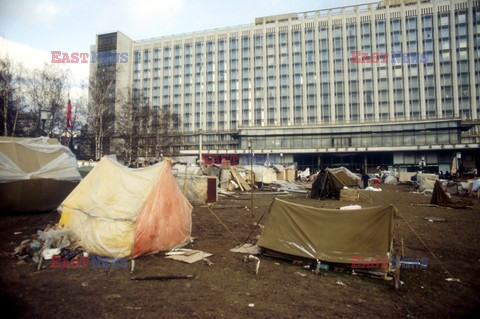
left=67, top=100, right=73, bottom=128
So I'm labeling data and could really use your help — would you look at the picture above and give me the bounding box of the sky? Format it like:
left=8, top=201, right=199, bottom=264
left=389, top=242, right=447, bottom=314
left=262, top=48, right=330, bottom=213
left=0, top=0, right=378, bottom=96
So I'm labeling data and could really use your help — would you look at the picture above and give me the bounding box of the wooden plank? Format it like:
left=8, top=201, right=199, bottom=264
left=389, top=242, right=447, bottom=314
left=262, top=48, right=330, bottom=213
left=237, top=170, right=251, bottom=191
left=230, top=167, right=251, bottom=191
left=229, top=167, right=244, bottom=191
left=232, top=168, right=248, bottom=191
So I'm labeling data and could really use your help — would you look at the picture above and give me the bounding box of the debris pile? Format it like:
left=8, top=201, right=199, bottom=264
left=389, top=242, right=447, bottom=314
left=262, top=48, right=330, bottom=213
left=14, top=226, right=78, bottom=267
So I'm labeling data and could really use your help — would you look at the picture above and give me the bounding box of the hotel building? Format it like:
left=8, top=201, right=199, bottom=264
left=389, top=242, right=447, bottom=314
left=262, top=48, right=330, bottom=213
left=90, top=0, right=480, bottom=172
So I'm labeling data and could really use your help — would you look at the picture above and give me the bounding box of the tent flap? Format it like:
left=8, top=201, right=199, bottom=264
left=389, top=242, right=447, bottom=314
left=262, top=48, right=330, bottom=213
left=430, top=180, right=473, bottom=209
left=132, top=162, right=193, bottom=258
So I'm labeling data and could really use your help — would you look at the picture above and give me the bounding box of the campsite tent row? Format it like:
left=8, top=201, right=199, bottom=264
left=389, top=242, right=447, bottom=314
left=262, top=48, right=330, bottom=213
left=58, top=158, right=398, bottom=270
left=0, top=139, right=192, bottom=259
left=0, top=139, right=415, bottom=272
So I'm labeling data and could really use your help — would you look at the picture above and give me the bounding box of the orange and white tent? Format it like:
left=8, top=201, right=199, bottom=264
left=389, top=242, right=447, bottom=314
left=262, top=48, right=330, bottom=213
left=58, top=156, right=192, bottom=258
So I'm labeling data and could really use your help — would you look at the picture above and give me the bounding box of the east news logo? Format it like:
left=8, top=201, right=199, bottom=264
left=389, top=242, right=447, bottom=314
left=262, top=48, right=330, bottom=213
left=51, top=256, right=129, bottom=268
left=51, top=51, right=128, bottom=64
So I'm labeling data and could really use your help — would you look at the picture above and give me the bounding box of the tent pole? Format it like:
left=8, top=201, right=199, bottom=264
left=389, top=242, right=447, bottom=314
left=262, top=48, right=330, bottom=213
left=394, top=255, right=401, bottom=290
left=183, top=165, right=188, bottom=196
left=319, top=172, right=328, bottom=199
left=249, top=139, right=254, bottom=219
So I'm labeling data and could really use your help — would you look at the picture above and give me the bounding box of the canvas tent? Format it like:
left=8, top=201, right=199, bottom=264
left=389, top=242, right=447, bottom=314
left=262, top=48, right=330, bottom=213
left=328, top=167, right=361, bottom=188
left=0, top=137, right=81, bottom=212
left=58, top=156, right=192, bottom=258
left=310, top=170, right=346, bottom=199
left=257, top=198, right=396, bottom=271
left=430, top=180, right=473, bottom=209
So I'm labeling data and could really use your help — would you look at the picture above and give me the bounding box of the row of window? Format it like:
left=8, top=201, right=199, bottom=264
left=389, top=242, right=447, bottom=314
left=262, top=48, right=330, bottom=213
left=174, top=107, right=476, bottom=133
left=133, top=11, right=479, bottom=67
left=238, top=129, right=460, bottom=149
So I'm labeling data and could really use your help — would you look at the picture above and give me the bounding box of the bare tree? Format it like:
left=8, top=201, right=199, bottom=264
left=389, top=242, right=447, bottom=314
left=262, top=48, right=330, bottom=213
left=0, top=56, right=26, bottom=137
left=116, top=94, right=183, bottom=162
left=27, top=63, right=70, bottom=137
left=150, top=107, right=182, bottom=158
left=88, top=65, right=116, bottom=160
left=116, top=91, right=145, bottom=163
left=71, top=93, right=88, bottom=134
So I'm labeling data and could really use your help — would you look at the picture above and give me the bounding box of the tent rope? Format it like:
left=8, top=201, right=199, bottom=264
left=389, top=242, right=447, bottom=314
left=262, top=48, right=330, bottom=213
left=396, top=209, right=456, bottom=280
left=242, top=199, right=275, bottom=245
left=206, top=205, right=242, bottom=245
left=36, top=208, right=60, bottom=228
left=359, top=191, right=373, bottom=204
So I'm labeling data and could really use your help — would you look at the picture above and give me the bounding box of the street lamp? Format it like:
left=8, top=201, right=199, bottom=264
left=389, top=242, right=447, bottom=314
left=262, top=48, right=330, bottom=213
left=72, top=133, right=79, bottom=151
left=40, top=109, right=50, bottom=137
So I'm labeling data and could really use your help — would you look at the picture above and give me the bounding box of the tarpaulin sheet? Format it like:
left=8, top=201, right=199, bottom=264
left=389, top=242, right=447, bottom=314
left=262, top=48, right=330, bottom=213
left=174, top=174, right=217, bottom=206
left=328, top=167, right=360, bottom=187
left=245, top=165, right=277, bottom=184
left=59, top=157, right=192, bottom=258
left=0, top=137, right=81, bottom=212
left=430, top=180, right=474, bottom=209
left=418, top=174, right=438, bottom=191
left=0, top=137, right=80, bottom=182
left=257, top=198, right=396, bottom=268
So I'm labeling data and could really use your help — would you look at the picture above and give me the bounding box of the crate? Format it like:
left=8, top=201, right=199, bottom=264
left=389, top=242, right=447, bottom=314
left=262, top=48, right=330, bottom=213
left=340, top=188, right=359, bottom=202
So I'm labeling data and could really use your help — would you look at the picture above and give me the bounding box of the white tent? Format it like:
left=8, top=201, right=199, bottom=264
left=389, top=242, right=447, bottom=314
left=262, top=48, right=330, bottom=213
left=0, top=137, right=81, bottom=212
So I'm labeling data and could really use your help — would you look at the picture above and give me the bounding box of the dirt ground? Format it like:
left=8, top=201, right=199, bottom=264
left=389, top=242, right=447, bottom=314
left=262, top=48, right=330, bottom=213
left=1, top=184, right=480, bottom=318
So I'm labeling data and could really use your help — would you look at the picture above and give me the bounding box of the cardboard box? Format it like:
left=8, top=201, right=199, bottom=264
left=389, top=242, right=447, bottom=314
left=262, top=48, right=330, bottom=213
left=340, top=188, right=359, bottom=202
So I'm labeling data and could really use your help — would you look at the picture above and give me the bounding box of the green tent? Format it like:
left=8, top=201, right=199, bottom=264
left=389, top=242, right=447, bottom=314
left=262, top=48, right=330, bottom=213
left=257, top=198, right=397, bottom=270
left=310, top=170, right=346, bottom=199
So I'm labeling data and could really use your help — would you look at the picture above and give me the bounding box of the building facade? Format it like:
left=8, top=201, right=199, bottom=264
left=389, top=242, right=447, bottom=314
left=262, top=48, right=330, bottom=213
left=91, top=0, right=480, bottom=173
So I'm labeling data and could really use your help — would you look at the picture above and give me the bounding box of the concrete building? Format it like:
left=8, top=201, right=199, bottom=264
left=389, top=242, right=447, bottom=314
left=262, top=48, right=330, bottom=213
left=90, top=0, right=480, bottom=173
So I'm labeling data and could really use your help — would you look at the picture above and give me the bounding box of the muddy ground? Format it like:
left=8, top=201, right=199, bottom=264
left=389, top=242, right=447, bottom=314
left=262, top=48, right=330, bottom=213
left=0, top=184, right=479, bottom=318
